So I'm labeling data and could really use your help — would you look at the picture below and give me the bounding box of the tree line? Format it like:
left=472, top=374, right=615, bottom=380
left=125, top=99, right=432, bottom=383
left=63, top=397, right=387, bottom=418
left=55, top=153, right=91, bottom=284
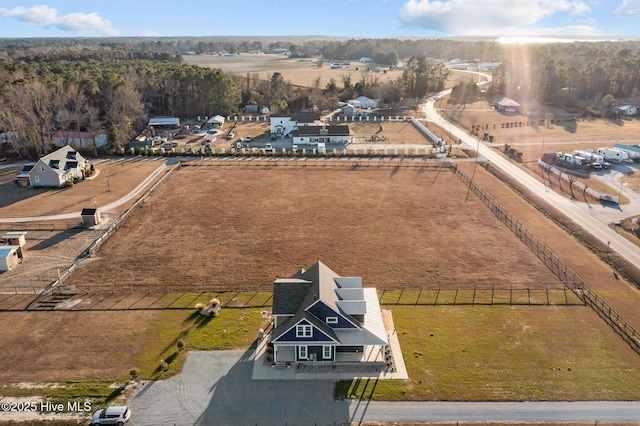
left=0, top=46, right=240, bottom=158
left=489, top=41, right=640, bottom=111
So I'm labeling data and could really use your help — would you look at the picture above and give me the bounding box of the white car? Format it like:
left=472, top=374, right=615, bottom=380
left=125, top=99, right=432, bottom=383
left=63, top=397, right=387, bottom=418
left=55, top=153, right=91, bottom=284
left=245, top=135, right=252, bottom=142
left=91, top=406, right=131, bottom=425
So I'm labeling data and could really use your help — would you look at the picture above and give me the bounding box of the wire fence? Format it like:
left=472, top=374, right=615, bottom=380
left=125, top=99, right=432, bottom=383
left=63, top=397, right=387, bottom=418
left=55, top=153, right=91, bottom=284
left=452, top=163, right=640, bottom=355
left=36, top=162, right=182, bottom=299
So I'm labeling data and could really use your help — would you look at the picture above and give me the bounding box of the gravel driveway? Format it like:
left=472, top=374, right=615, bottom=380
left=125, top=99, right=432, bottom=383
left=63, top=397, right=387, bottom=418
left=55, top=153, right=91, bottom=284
left=128, top=350, right=350, bottom=426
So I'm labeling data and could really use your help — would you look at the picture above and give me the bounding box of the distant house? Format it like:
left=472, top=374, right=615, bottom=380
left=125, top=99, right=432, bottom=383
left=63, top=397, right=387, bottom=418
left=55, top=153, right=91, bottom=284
left=494, top=97, right=521, bottom=114
left=245, top=104, right=270, bottom=115
left=349, top=96, right=378, bottom=109
left=343, top=104, right=372, bottom=118
left=270, top=261, right=388, bottom=366
left=268, top=48, right=292, bottom=56
left=52, top=131, right=108, bottom=149
left=18, top=145, right=88, bottom=188
left=206, top=115, right=225, bottom=128
left=270, top=112, right=321, bottom=138
left=359, top=57, right=374, bottom=63
left=292, top=125, right=352, bottom=146
left=612, top=105, right=638, bottom=116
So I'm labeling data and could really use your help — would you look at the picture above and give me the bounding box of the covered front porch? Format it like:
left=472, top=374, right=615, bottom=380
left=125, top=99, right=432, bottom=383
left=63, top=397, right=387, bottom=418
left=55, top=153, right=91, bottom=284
left=271, top=343, right=385, bottom=365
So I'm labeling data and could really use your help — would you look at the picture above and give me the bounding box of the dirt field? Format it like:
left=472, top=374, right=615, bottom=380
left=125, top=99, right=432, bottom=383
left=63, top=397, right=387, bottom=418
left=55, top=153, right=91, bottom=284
left=0, top=310, right=158, bottom=381
left=65, top=165, right=561, bottom=290
left=184, top=53, right=405, bottom=88
left=436, top=98, right=640, bottom=196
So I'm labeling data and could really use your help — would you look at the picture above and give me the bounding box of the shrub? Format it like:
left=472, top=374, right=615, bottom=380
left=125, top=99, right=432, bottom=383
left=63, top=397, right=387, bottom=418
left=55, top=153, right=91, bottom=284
left=129, top=368, right=139, bottom=379
left=195, top=302, right=205, bottom=310
left=177, top=338, right=185, bottom=351
left=159, top=360, right=169, bottom=372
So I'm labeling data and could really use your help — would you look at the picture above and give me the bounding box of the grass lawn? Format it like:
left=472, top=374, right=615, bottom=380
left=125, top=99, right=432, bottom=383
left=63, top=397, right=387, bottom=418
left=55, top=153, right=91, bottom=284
left=338, top=305, right=640, bottom=401
left=134, top=307, right=266, bottom=379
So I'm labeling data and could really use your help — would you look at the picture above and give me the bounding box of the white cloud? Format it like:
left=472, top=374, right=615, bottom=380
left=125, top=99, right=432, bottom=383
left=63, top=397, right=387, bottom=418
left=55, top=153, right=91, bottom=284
left=615, top=0, right=640, bottom=15
left=140, top=30, right=163, bottom=37
left=398, top=0, right=591, bottom=35
left=0, top=4, right=118, bottom=36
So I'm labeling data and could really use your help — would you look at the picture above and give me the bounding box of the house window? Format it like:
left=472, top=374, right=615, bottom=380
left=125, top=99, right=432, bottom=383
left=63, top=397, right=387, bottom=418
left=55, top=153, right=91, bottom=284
left=326, top=317, right=338, bottom=324
left=323, top=345, right=332, bottom=359
left=298, top=345, right=308, bottom=360
left=40, top=165, right=45, bottom=172
left=296, top=325, right=312, bottom=338
left=34, top=175, right=40, bottom=183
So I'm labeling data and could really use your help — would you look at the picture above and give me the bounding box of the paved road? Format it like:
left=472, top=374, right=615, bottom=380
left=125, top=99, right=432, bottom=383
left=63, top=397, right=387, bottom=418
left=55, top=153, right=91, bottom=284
left=422, top=94, right=640, bottom=271
left=128, top=351, right=640, bottom=425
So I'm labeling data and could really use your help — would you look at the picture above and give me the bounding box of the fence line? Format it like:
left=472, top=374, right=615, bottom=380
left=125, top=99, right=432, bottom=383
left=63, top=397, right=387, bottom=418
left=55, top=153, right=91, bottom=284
left=0, top=220, right=81, bottom=231
left=452, top=164, right=640, bottom=355
left=180, top=156, right=450, bottom=170
left=538, top=160, right=612, bottom=202
left=37, top=162, right=182, bottom=299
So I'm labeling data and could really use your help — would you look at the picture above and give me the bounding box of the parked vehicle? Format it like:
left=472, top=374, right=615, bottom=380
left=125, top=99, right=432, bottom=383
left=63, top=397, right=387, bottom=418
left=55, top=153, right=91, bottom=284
left=265, top=143, right=273, bottom=150
left=613, top=144, right=640, bottom=162
left=245, top=135, right=252, bottom=142
left=597, top=148, right=628, bottom=164
left=91, top=406, right=131, bottom=425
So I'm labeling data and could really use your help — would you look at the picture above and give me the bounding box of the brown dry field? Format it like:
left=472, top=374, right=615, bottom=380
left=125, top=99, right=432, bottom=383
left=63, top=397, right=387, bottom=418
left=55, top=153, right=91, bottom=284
left=65, top=165, right=561, bottom=290
left=439, top=98, right=640, bottom=148
left=0, top=309, right=156, bottom=381
left=0, top=158, right=167, bottom=217
left=184, top=53, right=405, bottom=88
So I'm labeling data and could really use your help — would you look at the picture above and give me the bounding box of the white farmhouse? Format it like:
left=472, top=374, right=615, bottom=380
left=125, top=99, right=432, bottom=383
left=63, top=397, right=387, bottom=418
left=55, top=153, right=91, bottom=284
left=270, top=112, right=321, bottom=138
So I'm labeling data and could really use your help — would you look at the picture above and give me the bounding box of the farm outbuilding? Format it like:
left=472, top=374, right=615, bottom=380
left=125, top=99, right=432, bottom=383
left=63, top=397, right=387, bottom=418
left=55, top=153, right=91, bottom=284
left=0, top=231, right=27, bottom=248
left=148, top=117, right=180, bottom=129
left=0, top=246, right=22, bottom=272
left=494, top=97, right=521, bottom=114
left=206, top=115, right=225, bottom=128
left=81, top=208, right=102, bottom=227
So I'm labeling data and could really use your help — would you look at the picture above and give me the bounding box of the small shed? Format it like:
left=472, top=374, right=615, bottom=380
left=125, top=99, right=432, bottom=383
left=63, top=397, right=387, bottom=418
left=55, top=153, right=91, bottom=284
left=16, top=164, right=35, bottom=187
left=0, top=246, right=22, bottom=272
left=81, top=208, right=102, bottom=226
left=0, top=231, right=27, bottom=248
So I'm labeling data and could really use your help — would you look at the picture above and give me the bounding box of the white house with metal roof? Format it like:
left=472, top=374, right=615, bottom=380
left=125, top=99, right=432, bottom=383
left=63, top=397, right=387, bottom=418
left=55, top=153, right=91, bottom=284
left=19, top=145, right=88, bottom=187
left=269, top=261, right=388, bottom=366
left=349, top=96, right=378, bottom=109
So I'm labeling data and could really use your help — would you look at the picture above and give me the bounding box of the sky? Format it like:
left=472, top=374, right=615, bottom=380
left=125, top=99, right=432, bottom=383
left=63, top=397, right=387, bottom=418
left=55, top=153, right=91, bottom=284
left=0, top=1, right=639, bottom=39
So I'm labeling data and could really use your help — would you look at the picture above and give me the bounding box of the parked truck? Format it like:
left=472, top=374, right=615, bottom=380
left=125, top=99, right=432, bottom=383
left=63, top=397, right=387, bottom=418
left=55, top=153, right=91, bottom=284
left=597, top=147, right=629, bottom=164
